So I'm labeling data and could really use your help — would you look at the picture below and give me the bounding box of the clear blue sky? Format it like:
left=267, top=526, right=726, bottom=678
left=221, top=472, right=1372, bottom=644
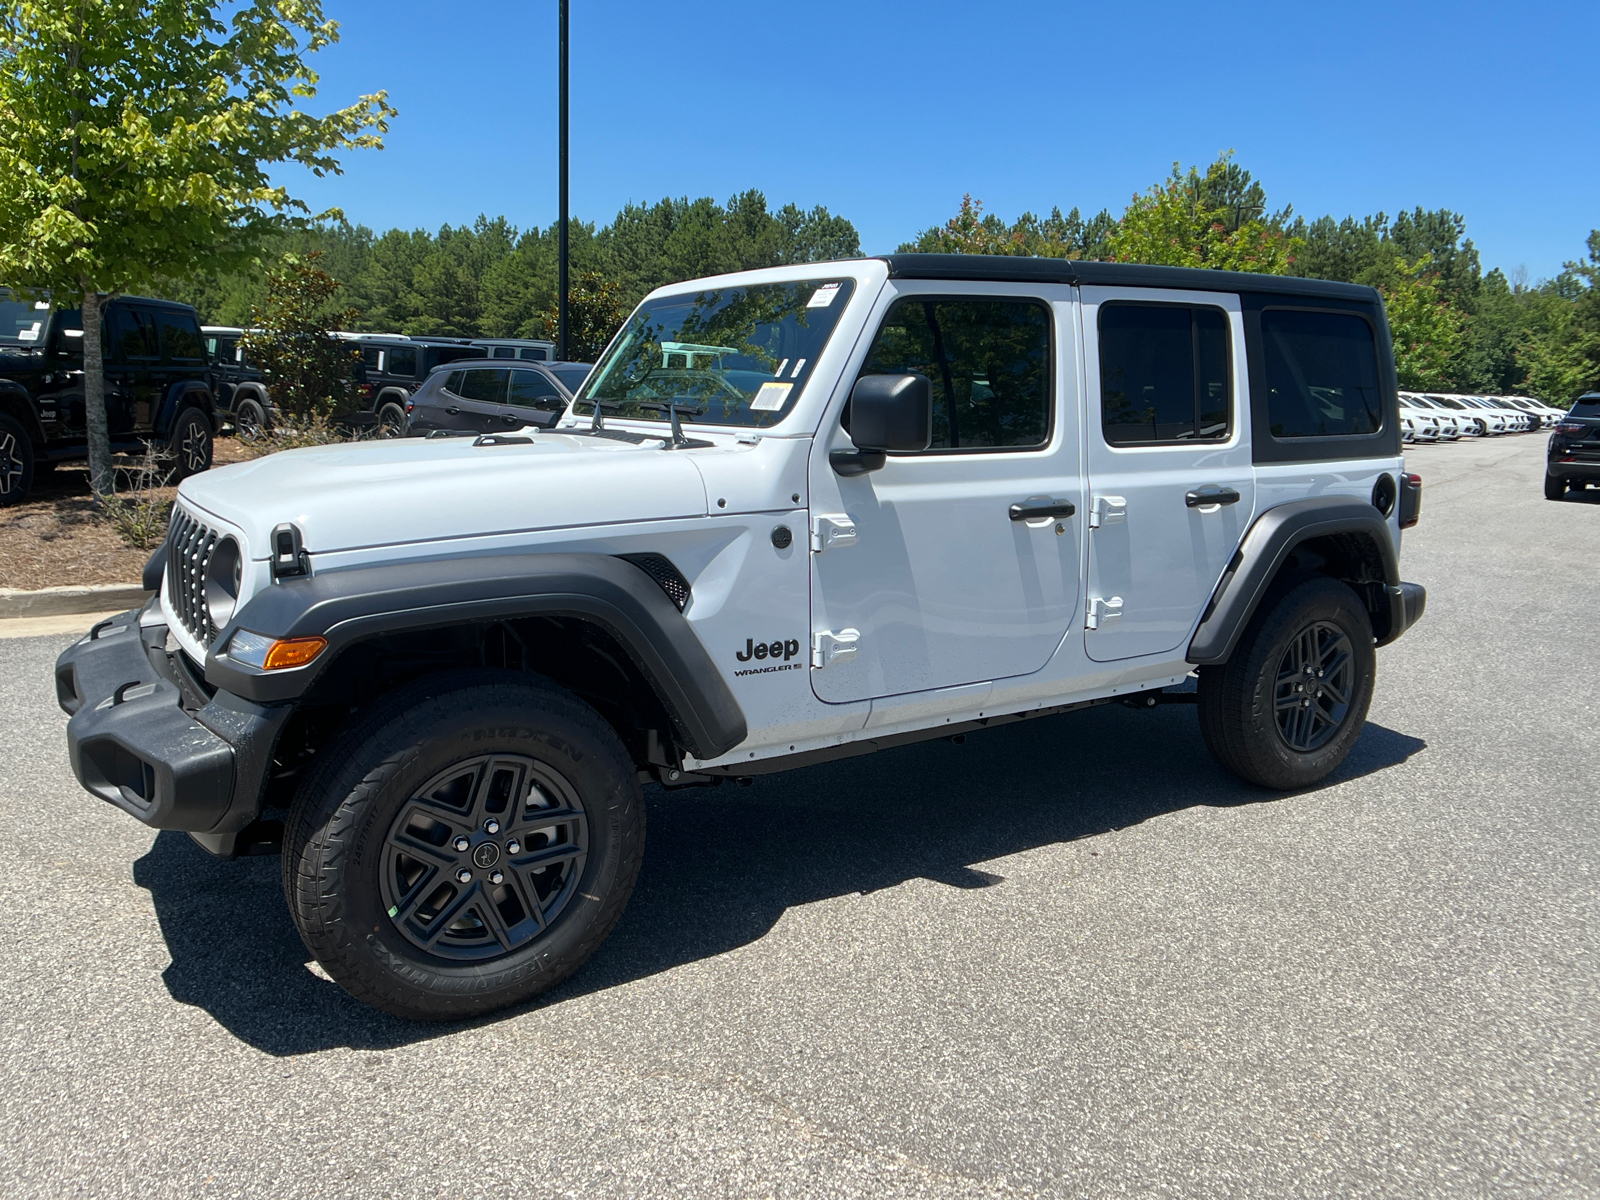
left=283, top=0, right=1599, bottom=282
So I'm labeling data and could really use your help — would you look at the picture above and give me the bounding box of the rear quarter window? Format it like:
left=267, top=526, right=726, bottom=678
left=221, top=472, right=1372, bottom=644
left=1261, top=309, right=1382, bottom=438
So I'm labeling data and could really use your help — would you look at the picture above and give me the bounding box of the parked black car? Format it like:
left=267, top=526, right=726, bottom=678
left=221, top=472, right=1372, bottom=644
left=343, top=335, right=484, bottom=434
left=0, top=291, right=216, bottom=505
left=407, top=359, right=593, bottom=436
left=1546, top=393, right=1600, bottom=499
left=203, top=326, right=273, bottom=437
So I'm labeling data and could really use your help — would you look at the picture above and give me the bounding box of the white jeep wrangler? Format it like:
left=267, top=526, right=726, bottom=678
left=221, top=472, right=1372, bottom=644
left=56, top=255, right=1425, bottom=1020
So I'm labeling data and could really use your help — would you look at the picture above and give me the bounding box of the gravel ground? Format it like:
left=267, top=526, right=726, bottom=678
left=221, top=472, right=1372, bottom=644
left=0, top=433, right=1595, bottom=1198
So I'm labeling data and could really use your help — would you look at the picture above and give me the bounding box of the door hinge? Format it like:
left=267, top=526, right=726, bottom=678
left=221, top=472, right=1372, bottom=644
left=1088, top=495, right=1126, bottom=529
left=810, top=514, right=858, bottom=553
left=1086, top=596, right=1123, bottom=630
left=812, top=628, right=860, bottom=668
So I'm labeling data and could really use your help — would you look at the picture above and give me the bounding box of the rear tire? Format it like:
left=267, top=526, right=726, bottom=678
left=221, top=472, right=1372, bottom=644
left=168, top=407, right=213, bottom=479
left=0, top=414, right=35, bottom=506
left=282, top=671, right=645, bottom=1021
left=376, top=400, right=407, bottom=438
left=233, top=397, right=267, bottom=441
left=1545, top=474, right=1567, bottom=500
left=1198, top=576, right=1375, bottom=790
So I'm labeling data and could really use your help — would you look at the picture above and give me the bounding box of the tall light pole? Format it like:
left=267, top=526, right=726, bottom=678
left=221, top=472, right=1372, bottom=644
left=557, top=0, right=569, bottom=360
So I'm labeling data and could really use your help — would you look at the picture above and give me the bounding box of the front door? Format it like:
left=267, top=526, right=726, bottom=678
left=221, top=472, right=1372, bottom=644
left=809, top=284, right=1083, bottom=704
left=1079, top=286, right=1256, bottom=662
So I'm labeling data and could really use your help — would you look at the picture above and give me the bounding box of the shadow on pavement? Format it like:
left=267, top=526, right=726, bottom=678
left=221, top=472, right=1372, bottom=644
left=133, top=703, right=1425, bottom=1056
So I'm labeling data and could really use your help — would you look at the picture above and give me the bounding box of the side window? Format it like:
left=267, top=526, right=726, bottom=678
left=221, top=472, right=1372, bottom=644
left=108, top=307, right=158, bottom=360
left=856, top=297, right=1051, bottom=451
left=160, top=312, right=205, bottom=363
left=519, top=347, right=548, bottom=361
left=385, top=346, right=417, bottom=377
left=443, top=370, right=466, bottom=395
left=458, top=368, right=507, bottom=404
left=1261, top=309, right=1381, bottom=438
left=360, top=346, right=383, bottom=371
left=507, top=370, right=564, bottom=411
left=1098, top=303, right=1231, bottom=444
left=491, top=346, right=515, bottom=359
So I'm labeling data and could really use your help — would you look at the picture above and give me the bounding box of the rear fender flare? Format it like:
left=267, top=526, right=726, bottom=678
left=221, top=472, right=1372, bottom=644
left=156, top=382, right=216, bottom=438
left=1187, top=498, right=1399, bottom=665
left=205, top=551, right=748, bottom=761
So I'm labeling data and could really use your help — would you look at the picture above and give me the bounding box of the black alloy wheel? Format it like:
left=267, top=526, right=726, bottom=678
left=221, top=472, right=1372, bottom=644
left=282, top=672, right=645, bottom=1021
left=381, top=754, right=588, bottom=961
left=1198, top=575, right=1375, bottom=790
left=1272, top=621, right=1355, bottom=753
left=169, top=407, right=213, bottom=479
left=0, top=414, right=33, bottom=505
left=377, top=400, right=407, bottom=438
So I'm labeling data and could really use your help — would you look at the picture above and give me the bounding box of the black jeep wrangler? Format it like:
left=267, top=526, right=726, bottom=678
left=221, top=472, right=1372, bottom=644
left=203, top=326, right=272, bottom=438
left=0, top=291, right=217, bottom=504
left=345, top=335, right=483, bottom=434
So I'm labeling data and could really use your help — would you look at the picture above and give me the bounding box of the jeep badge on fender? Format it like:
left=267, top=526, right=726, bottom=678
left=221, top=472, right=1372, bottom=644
left=737, top=637, right=801, bottom=663
left=53, top=254, right=1424, bottom=1023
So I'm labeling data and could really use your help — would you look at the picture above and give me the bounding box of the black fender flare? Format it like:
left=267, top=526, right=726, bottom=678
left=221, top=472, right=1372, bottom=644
left=156, top=382, right=216, bottom=438
left=0, top=380, right=45, bottom=443
left=204, top=552, right=749, bottom=760
left=1187, top=497, right=1415, bottom=665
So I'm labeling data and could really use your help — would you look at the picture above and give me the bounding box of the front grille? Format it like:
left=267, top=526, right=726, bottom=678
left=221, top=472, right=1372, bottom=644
left=166, top=507, right=222, bottom=646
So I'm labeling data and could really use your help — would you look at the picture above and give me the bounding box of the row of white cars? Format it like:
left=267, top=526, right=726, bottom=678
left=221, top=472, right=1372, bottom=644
left=1400, top=392, right=1565, bottom=442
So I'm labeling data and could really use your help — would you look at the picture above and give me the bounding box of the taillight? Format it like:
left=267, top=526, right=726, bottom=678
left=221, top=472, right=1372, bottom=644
left=1399, top=473, right=1422, bottom=529
left=1555, top=422, right=1585, bottom=436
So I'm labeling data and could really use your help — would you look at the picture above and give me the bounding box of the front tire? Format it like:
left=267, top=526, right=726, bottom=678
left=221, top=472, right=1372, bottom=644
left=282, top=672, right=645, bottom=1021
left=0, top=414, right=35, bottom=506
left=1198, top=576, right=1375, bottom=790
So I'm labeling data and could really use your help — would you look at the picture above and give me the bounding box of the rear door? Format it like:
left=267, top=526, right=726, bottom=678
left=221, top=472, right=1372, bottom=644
left=1080, top=287, right=1255, bottom=662
left=449, top=367, right=508, bottom=434
left=156, top=309, right=207, bottom=427
left=105, top=304, right=160, bottom=435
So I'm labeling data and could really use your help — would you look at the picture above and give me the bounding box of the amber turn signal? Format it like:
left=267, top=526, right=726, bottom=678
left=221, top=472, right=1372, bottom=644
left=262, top=635, right=327, bottom=671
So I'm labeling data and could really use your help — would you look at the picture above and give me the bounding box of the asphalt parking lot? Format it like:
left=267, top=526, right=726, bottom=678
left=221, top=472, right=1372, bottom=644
left=1, top=433, right=1595, bottom=1199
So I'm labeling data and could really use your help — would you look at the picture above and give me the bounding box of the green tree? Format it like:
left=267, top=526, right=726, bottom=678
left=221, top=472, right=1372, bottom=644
left=0, top=0, right=392, bottom=497
left=1104, top=154, right=1299, bottom=273
left=239, top=250, right=360, bottom=420
left=538, top=270, right=627, bottom=361
left=898, top=194, right=1114, bottom=258
left=1379, top=257, right=1463, bottom=391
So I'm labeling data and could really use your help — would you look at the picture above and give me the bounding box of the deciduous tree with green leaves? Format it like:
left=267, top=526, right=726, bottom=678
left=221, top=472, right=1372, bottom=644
left=239, top=250, right=360, bottom=422
left=0, top=0, right=393, bottom=498
left=1104, top=154, right=1300, bottom=273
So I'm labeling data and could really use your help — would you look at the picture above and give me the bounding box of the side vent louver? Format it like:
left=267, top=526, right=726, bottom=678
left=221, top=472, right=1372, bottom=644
left=618, top=553, right=691, bottom=612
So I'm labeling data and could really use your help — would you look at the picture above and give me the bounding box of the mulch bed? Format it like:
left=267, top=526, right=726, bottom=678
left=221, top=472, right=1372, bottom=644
left=0, top=438, right=252, bottom=591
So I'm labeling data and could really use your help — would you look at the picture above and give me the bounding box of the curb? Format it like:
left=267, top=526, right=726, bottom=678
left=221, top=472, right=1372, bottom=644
left=0, top=584, right=150, bottom=618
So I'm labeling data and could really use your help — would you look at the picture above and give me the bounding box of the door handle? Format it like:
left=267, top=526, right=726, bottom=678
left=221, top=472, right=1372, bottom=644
left=1185, top=486, right=1241, bottom=508
left=502, top=414, right=520, bottom=423
left=1009, top=499, right=1075, bottom=521
left=445, top=406, right=460, bottom=415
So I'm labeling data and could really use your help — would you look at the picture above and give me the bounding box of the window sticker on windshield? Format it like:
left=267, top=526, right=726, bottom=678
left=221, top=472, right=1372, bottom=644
left=807, top=284, right=841, bottom=309
left=17, top=322, right=39, bottom=341
left=750, top=382, right=792, bottom=411
left=790, top=358, right=806, bottom=378
left=32, top=301, right=48, bottom=310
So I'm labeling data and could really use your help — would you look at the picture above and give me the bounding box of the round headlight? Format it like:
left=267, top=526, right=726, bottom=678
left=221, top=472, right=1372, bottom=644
left=205, top=537, right=243, bottom=629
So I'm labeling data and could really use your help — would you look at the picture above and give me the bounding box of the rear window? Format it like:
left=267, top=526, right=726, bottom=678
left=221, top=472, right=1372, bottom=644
left=1262, top=310, right=1382, bottom=438
left=1568, top=396, right=1600, bottom=418
left=385, top=346, right=418, bottom=376
left=457, top=368, right=507, bottom=403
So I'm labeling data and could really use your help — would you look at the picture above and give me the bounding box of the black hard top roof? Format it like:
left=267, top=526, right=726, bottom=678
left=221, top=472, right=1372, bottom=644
left=877, top=254, right=1379, bottom=302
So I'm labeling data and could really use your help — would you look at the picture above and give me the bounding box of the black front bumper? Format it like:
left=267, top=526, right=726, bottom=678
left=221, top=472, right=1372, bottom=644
left=55, top=608, right=291, bottom=855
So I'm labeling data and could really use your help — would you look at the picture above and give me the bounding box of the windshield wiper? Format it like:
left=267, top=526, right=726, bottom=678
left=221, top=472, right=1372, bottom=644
left=632, top=400, right=710, bottom=449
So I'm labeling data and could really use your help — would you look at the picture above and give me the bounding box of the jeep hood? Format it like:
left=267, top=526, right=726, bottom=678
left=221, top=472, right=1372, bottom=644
left=178, top=431, right=709, bottom=555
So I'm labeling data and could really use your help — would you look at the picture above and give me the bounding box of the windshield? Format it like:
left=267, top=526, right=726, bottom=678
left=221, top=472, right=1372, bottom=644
left=0, top=291, right=49, bottom=346
left=578, top=278, right=857, bottom=427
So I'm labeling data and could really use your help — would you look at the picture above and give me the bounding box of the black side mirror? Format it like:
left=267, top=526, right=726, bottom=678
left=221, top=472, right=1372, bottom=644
left=832, top=373, right=932, bottom=476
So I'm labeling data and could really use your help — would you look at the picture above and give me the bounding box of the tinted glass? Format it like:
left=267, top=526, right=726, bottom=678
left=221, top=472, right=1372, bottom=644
left=518, top=347, right=549, bottom=361
left=1262, top=310, right=1382, bottom=438
left=425, top=346, right=478, bottom=371
left=549, top=363, right=591, bottom=390
left=1099, top=304, right=1231, bottom=444
left=0, top=292, right=47, bottom=345
left=444, top=370, right=466, bottom=395
left=458, top=368, right=507, bottom=403
left=508, top=370, right=564, bottom=411
left=492, top=347, right=515, bottom=359
left=385, top=346, right=417, bottom=376
left=1569, top=397, right=1600, bottom=418
left=857, top=298, right=1051, bottom=450
left=160, top=312, right=204, bottom=362
left=360, top=346, right=383, bottom=369
left=109, top=308, right=157, bottom=360
left=582, top=279, right=856, bottom=428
